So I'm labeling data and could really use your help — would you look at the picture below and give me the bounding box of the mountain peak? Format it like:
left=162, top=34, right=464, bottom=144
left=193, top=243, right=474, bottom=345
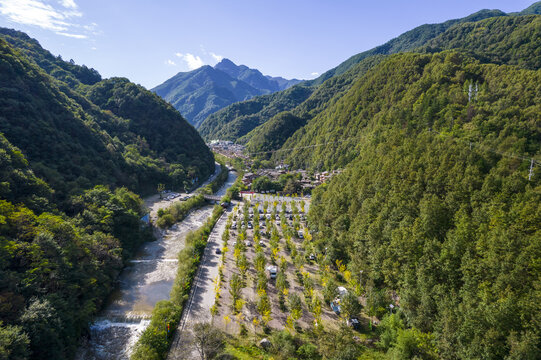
left=215, top=58, right=236, bottom=67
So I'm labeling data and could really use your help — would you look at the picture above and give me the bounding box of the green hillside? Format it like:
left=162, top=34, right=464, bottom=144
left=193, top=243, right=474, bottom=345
left=305, top=52, right=540, bottom=358
left=198, top=84, right=313, bottom=141
left=242, top=111, right=305, bottom=155
left=276, top=15, right=541, bottom=168
left=84, top=77, right=214, bottom=171
left=0, top=28, right=101, bottom=87
left=422, top=15, right=541, bottom=70
left=0, top=33, right=214, bottom=198
left=0, top=30, right=216, bottom=360
left=242, top=55, right=387, bottom=154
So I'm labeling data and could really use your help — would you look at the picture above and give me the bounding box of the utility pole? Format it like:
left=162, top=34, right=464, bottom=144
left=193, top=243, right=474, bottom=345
left=529, top=159, right=534, bottom=181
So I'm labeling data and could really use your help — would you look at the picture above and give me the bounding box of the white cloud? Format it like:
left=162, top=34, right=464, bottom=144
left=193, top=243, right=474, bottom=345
left=0, top=0, right=90, bottom=39
left=184, top=53, right=204, bottom=70
left=57, top=31, right=86, bottom=39
left=311, top=72, right=319, bottom=76
left=210, top=52, right=223, bottom=62
left=165, top=59, right=176, bottom=66
left=59, top=0, right=76, bottom=9
left=174, top=52, right=204, bottom=70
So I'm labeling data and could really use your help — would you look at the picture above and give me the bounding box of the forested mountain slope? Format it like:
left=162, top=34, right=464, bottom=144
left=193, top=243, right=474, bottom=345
left=0, top=28, right=101, bottom=87
left=242, top=55, right=387, bottom=154
left=307, top=3, right=540, bottom=86
left=0, top=31, right=214, bottom=198
left=84, top=77, right=213, bottom=170
left=0, top=30, right=215, bottom=360
left=422, top=15, right=541, bottom=70
left=276, top=15, right=541, bottom=168
left=198, top=85, right=313, bottom=141
left=306, top=52, right=540, bottom=359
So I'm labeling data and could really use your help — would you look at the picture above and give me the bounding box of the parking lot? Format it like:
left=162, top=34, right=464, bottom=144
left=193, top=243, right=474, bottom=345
left=210, top=196, right=342, bottom=334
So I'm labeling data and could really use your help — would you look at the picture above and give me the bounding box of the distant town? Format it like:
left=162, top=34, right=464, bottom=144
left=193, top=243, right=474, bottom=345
left=208, top=140, right=341, bottom=195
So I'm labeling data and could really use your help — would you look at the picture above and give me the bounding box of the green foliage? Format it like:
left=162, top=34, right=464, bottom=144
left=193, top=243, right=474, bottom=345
left=0, top=134, right=52, bottom=213
left=0, top=33, right=213, bottom=201
left=251, top=176, right=281, bottom=193
left=0, top=28, right=101, bottom=87
left=0, top=28, right=214, bottom=360
left=199, top=85, right=313, bottom=141
left=84, top=77, right=214, bottom=176
left=340, top=292, right=362, bottom=320
left=0, top=322, right=29, bottom=360
left=0, top=185, right=149, bottom=359
left=244, top=111, right=306, bottom=156
left=306, top=7, right=510, bottom=86
left=423, top=16, right=541, bottom=70
left=303, top=52, right=541, bottom=359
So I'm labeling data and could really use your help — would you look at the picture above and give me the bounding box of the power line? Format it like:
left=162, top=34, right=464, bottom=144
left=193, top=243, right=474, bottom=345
left=429, top=128, right=541, bottom=165
left=242, top=128, right=540, bottom=180
left=245, top=138, right=353, bottom=156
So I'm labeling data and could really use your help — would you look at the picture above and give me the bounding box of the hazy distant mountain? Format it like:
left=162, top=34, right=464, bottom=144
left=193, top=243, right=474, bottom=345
left=152, top=58, right=302, bottom=127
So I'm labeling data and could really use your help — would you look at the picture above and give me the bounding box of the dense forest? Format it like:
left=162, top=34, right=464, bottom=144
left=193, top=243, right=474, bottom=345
left=221, top=10, right=541, bottom=359
left=0, top=28, right=215, bottom=359
left=0, top=29, right=214, bottom=198
left=301, top=51, right=540, bottom=358
left=275, top=15, right=541, bottom=167
left=198, top=85, right=313, bottom=141
left=0, top=135, right=153, bottom=359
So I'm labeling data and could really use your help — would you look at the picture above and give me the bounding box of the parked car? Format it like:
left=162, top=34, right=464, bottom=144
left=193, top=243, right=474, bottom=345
left=215, top=248, right=222, bottom=255
left=347, top=317, right=360, bottom=330
left=266, top=265, right=277, bottom=279
left=337, top=286, right=348, bottom=297
left=245, top=241, right=252, bottom=247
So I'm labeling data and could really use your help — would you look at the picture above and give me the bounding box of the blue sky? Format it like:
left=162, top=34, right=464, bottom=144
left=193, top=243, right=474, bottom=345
left=0, top=0, right=535, bottom=89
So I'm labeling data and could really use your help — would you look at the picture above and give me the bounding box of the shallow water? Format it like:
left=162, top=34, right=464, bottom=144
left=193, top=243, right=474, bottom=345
left=75, top=171, right=237, bottom=359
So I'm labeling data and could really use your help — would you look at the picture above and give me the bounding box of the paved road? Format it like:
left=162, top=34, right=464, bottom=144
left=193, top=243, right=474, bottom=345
left=144, top=163, right=221, bottom=222
left=167, top=207, right=232, bottom=360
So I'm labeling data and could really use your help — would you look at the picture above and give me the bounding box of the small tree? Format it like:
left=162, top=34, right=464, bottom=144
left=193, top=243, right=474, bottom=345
left=192, top=322, right=224, bottom=360
left=341, top=292, right=362, bottom=321
left=229, top=273, right=243, bottom=309
left=157, top=183, right=165, bottom=198
left=254, top=252, right=267, bottom=273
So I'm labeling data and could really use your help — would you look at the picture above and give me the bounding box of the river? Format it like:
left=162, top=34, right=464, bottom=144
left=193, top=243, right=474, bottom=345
left=75, top=170, right=237, bottom=359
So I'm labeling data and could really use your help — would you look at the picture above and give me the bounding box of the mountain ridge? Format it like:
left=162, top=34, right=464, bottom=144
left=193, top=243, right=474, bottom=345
left=199, top=3, right=541, bottom=150
left=152, top=58, right=301, bottom=127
